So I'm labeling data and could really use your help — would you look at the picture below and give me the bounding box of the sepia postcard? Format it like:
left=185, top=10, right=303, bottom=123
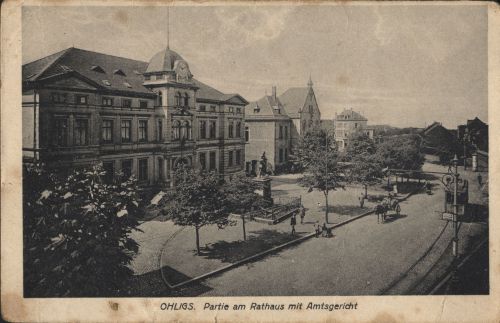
left=1, top=1, right=499, bottom=322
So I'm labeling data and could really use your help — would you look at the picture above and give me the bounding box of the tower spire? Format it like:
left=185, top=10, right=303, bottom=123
left=167, top=6, right=170, bottom=49
left=308, top=74, right=313, bottom=88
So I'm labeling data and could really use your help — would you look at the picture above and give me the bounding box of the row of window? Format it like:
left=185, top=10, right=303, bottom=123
left=51, top=92, right=150, bottom=108
left=102, top=158, right=149, bottom=183
left=52, top=116, right=246, bottom=147
left=198, top=150, right=242, bottom=170
left=199, top=105, right=243, bottom=114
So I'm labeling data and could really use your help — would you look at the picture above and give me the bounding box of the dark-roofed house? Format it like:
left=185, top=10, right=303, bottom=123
left=22, top=46, right=248, bottom=185
left=333, top=108, right=373, bottom=150
left=244, top=79, right=321, bottom=174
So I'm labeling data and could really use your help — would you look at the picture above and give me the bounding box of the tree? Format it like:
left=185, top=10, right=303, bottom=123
left=160, top=166, right=233, bottom=255
left=221, top=174, right=270, bottom=240
left=375, top=134, right=425, bottom=171
left=296, top=129, right=345, bottom=223
left=23, top=163, right=141, bottom=297
left=344, top=131, right=383, bottom=204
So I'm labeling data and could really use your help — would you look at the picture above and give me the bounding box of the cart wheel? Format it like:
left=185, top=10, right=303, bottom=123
left=396, top=204, right=401, bottom=215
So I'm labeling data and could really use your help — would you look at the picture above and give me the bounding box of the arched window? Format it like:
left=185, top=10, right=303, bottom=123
left=180, top=120, right=191, bottom=140
left=175, top=92, right=182, bottom=106
left=172, top=120, right=180, bottom=140
left=184, top=93, right=189, bottom=107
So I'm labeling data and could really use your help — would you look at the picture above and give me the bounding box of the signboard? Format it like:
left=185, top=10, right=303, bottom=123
left=442, top=212, right=455, bottom=221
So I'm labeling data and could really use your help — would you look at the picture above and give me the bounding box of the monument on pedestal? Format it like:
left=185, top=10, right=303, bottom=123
left=253, top=152, right=273, bottom=203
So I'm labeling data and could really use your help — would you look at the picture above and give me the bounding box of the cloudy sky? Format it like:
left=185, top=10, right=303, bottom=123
left=23, top=4, right=487, bottom=128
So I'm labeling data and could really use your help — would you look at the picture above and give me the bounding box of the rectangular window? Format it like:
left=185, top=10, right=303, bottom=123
left=236, top=122, right=241, bottom=138
left=199, top=105, right=206, bottom=112
left=74, top=119, right=88, bottom=146
left=236, top=150, right=241, bottom=165
left=102, top=97, right=113, bottom=106
left=121, top=159, right=132, bottom=179
left=228, top=151, right=233, bottom=166
left=285, top=148, right=288, bottom=161
left=228, top=122, right=234, bottom=138
left=284, top=126, right=288, bottom=139
left=199, top=120, right=207, bottom=139
left=209, top=120, right=216, bottom=139
left=122, top=99, right=132, bottom=108
left=210, top=105, right=216, bottom=112
left=121, top=120, right=131, bottom=142
left=76, top=95, right=88, bottom=104
left=138, top=120, right=148, bottom=142
left=228, top=106, right=234, bottom=113
left=279, top=148, right=284, bottom=163
left=158, top=158, right=164, bottom=180
left=279, top=125, right=283, bottom=139
left=102, top=161, right=114, bottom=183
left=102, top=119, right=113, bottom=143
left=199, top=152, right=206, bottom=170
left=209, top=151, right=216, bottom=170
left=157, top=120, right=163, bottom=141
left=53, top=118, right=68, bottom=146
left=51, top=93, right=67, bottom=103
left=236, top=107, right=241, bottom=114
left=138, top=158, right=148, bottom=181
left=245, top=126, right=249, bottom=142
left=139, top=100, right=148, bottom=109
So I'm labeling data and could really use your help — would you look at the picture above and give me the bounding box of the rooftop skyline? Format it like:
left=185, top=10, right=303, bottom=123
left=23, top=4, right=488, bottom=128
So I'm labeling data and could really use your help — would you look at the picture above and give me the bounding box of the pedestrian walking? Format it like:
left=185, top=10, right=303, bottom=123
left=358, top=192, right=365, bottom=208
left=290, top=215, right=296, bottom=235
left=300, top=206, right=306, bottom=224
left=314, top=221, right=320, bottom=238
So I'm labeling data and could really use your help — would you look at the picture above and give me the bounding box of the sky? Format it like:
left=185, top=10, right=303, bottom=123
left=22, top=4, right=488, bottom=128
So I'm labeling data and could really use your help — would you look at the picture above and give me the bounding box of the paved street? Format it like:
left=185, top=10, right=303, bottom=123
left=191, top=162, right=487, bottom=296
left=128, top=160, right=488, bottom=296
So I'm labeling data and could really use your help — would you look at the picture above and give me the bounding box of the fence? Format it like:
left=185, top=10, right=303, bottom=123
left=242, top=196, right=302, bottom=224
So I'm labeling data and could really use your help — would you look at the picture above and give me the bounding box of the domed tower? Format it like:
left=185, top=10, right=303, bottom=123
left=144, top=47, right=198, bottom=175
left=143, top=47, right=198, bottom=109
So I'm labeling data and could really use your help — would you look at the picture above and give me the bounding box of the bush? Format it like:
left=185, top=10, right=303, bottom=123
left=23, top=163, right=142, bottom=297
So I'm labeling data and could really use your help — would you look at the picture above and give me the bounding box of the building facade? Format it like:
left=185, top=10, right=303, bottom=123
left=244, top=79, right=321, bottom=174
left=22, top=47, right=247, bottom=186
left=333, top=108, right=374, bottom=150
left=244, top=87, right=292, bottom=175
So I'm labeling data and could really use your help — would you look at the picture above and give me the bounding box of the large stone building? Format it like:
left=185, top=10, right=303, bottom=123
left=333, top=108, right=374, bottom=150
left=22, top=47, right=247, bottom=186
left=245, top=79, right=321, bottom=173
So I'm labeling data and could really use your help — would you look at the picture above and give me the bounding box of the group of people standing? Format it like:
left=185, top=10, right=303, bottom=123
left=289, top=206, right=332, bottom=238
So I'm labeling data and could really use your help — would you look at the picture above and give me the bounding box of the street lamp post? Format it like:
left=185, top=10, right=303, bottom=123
left=452, top=154, right=459, bottom=258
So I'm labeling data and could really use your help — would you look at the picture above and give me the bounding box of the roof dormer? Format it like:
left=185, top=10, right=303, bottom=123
left=90, top=65, right=105, bottom=73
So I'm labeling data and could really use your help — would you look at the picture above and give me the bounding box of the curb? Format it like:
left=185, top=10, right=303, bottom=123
left=163, top=184, right=425, bottom=289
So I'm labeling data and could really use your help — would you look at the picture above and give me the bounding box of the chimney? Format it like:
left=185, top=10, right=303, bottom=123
left=272, top=86, right=277, bottom=100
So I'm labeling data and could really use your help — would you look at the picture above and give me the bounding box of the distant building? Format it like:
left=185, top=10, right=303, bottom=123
left=245, top=78, right=321, bottom=174
left=457, top=117, right=488, bottom=152
left=333, top=108, right=374, bottom=150
left=420, top=122, right=459, bottom=159
left=22, top=47, right=247, bottom=185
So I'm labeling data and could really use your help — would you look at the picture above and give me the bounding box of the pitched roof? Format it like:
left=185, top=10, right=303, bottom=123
left=246, top=95, right=290, bottom=120
left=23, top=47, right=151, bottom=94
left=23, top=47, right=246, bottom=103
left=336, top=109, right=368, bottom=121
left=278, top=87, right=310, bottom=117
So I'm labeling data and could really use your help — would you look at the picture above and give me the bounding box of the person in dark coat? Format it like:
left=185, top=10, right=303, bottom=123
left=290, top=215, right=296, bottom=235
left=300, top=206, right=306, bottom=224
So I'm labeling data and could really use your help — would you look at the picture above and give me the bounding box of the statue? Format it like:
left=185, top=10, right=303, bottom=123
left=259, top=152, right=268, bottom=177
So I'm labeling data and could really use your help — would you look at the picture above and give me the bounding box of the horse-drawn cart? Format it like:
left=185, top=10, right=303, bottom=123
left=375, top=197, right=401, bottom=223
